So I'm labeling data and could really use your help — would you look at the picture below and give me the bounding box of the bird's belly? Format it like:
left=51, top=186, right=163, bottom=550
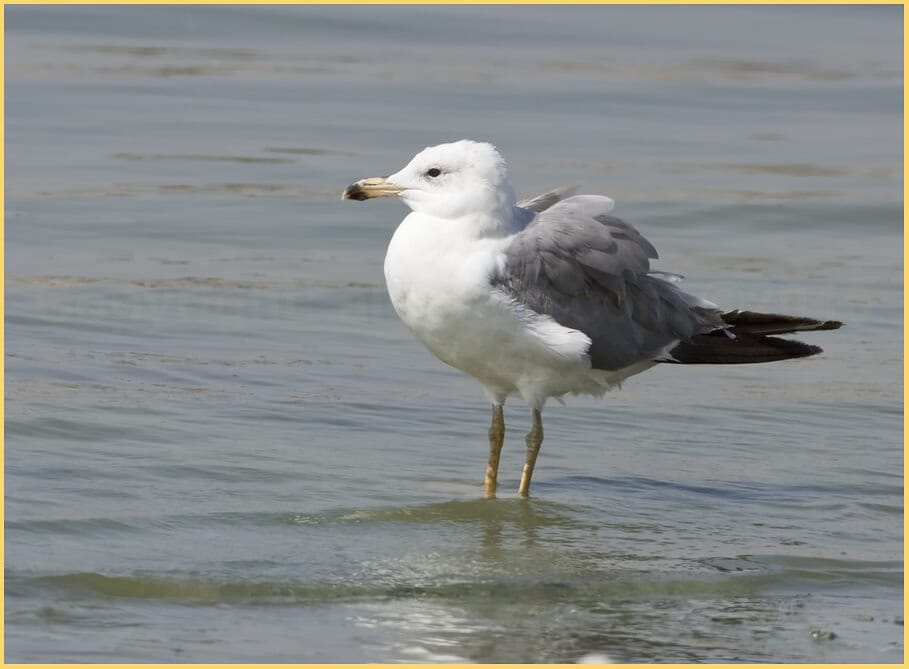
left=386, top=266, right=592, bottom=399
left=409, top=298, right=530, bottom=385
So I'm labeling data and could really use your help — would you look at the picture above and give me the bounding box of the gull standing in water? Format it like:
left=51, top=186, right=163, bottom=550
left=342, top=140, right=840, bottom=498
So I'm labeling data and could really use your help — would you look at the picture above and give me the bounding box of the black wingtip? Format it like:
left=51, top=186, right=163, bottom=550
left=666, top=333, right=826, bottom=365
left=721, top=310, right=843, bottom=335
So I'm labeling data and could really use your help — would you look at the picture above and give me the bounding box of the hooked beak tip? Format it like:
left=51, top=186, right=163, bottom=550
left=341, top=176, right=402, bottom=202
left=342, top=184, right=369, bottom=201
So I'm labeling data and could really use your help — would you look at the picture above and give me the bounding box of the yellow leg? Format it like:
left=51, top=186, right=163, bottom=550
left=517, top=409, right=543, bottom=498
left=484, top=404, right=505, bottom=498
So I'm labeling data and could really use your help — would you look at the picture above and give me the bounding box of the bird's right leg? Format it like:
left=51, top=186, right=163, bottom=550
left=518, top=408, right=544, bottom=498
left=484, top=404, right=505, bottom=498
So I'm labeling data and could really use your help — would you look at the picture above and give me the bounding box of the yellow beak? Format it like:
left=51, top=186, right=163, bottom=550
left=341, top=177, right=403, bottom=201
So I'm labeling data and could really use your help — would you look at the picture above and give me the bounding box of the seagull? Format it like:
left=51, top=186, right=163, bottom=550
left=342, top=139, right=841, bottom=498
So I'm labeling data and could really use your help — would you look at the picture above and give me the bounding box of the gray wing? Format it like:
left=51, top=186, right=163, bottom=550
left=517, top=185, right=581, bottom=213
left=495, top=195, right=724, bottom=370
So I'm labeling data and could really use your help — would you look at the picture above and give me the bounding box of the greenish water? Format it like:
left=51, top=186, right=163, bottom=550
left=5, top=5, right=903, bottom=663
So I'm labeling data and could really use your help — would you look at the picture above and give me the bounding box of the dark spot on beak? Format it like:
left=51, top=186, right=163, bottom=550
left=342, top=183, right=368, bottom=201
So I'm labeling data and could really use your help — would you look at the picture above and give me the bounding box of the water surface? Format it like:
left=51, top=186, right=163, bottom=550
left=5, top=5, right=903, bottom=663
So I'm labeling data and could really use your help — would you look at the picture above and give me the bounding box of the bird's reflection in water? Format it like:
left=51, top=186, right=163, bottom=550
left=342, top=494, right=780, bottom=663
left=380, top=494, right=599, bottom=574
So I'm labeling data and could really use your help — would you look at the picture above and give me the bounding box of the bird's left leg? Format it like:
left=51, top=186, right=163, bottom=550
left=517, top=408, right=543, bottom=497
left=484, top=404, right=505, bottom=498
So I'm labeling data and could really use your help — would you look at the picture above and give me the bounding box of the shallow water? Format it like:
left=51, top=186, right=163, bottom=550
left=5, top=5, right=903, bottom=663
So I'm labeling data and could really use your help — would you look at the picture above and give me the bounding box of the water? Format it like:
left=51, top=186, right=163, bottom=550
left=5, top=4, right=903, bottom=663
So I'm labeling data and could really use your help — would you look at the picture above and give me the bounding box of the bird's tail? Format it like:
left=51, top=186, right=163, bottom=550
left=664, top=310, right=842, bottom=364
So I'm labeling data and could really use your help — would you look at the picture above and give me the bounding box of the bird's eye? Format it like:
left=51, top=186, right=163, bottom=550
left=426, top=168, right=442, bottom=178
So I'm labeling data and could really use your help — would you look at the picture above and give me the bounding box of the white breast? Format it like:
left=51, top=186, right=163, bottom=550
left=383, top=213, right=595, bottom=406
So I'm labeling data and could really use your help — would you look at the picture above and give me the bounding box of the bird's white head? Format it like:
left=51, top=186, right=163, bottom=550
left=343, top=140, right=517, bottom=225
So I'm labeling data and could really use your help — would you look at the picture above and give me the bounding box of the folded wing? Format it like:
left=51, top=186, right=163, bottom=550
left=494, top=195, right=725, bottom=371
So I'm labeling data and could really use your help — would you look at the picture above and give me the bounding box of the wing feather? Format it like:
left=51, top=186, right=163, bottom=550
left=495, top=195, right=724, bottom=370
left=516, top=185, right=582, bottom=212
